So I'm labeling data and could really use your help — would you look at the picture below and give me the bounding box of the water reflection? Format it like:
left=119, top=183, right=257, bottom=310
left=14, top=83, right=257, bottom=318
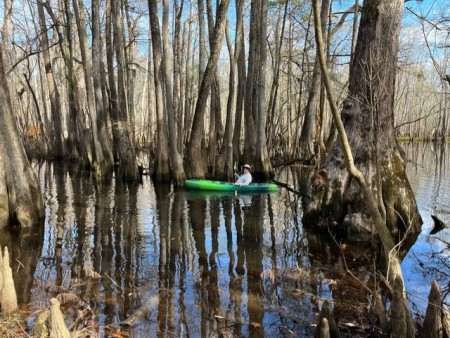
left=1, top=142, right=448, bottom=336
left=402, top=142, right=450, bottom=313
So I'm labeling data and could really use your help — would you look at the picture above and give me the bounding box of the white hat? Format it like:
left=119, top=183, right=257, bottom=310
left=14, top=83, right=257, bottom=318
left=243, top=164, right=251, bottom=171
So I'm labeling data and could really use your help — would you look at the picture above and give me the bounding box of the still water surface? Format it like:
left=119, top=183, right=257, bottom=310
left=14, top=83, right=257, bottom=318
left=2, top=142, right=449, bottom=337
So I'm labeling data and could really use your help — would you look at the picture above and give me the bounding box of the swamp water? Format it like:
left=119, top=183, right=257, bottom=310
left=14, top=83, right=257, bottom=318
left=1, top=142, right=449, bottom=337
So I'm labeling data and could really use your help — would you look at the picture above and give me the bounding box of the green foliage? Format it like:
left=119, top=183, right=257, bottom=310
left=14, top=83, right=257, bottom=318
left=268, top=0, right=306, bottom=10
left=268, top=0, right=288, bottom=7
left=416, top=69, right=425, bottom=80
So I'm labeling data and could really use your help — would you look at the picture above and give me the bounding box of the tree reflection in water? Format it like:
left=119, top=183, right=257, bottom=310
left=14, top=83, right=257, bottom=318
left=0, top=142, right=447, bottom=336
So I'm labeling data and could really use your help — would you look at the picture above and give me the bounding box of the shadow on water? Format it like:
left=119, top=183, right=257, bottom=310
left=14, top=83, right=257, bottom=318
left=1, top=142, right=448, bottom=336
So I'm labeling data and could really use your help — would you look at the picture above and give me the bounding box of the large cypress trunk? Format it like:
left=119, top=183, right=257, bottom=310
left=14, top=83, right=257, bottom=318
left=0, top=41, right=44, bottom=227
left=304, top=0, right=422, bottom=246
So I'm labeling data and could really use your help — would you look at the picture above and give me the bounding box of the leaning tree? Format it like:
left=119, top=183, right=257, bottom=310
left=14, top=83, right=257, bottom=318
left=0, top=0, right=44, bottom=227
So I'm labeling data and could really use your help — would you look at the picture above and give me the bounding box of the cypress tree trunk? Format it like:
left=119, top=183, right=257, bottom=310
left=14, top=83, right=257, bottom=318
left=92, top=0, right=114, bottom=168
left=298, top=0, right=329, bottom=161
left=254, top=0, right=273, bottom=179
left=243, top=0, right=258, bottom=162
left=37, top=1, right=65, bottom=159
left=304, top=0, right=422, bottom=246
left=0, top=13, right=44, bottom=227
left=161, top=0, right=186, bottom=184
left=111, top=0, right=140, bottom=181
left=215, top=23, right=236, bottom=181
left=73, top=0, right=110, bottom=177
left=232, top=0, right=246, bottom=166
left=311, top=1, right=418, bottom=335
left=148, top=0, right=171, bottom=181
left=186, top=0, right=230, bottom=178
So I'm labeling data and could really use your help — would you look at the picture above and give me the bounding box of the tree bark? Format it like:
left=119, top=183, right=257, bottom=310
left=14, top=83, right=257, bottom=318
left=421, top=280, right=443, bottom=338
left=267, top=1, right=288, bottom=155
left=183, top=8, right=193, bottom=149
left=298, top=0, right=329, bottom=161
left=304, top=0, right=422, bottom=246
left=161, top=0, right=186, bottom=184
left=243, top=0, right=258, bottom=162
left=49, top=0, right=89, bottom=163
left=186, top=0, right=230, bottom=178
left=0, top=247, right=18, bottom=314
left=215, top=23, right=236, bottom=180
left=254, top=0, right=273, bottom=179
left=92, top=0, right=114, bottom=168
left=105, top=0, right=120, bottom=161
left=49, top=298, right=70, bottom=338
left=197, top=0, right=207, bottom=82
left=73, top=0, right=110, bottom=177
left=148, top=0, right=171, bottom=181
left=206, top=0, right=223, bottom=176
left=173, top=0, right=184, bottom=154
left=37, top=0, right=65, bottom=159
left=232, top=0, right=246, bottom=166
left=0, top=10, right=44, bottom=227
left=111, top=0, right=140, bottom=181
left=310, top=1, right=418, bottom=335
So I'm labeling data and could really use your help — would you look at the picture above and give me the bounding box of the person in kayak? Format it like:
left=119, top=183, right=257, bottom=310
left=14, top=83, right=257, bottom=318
left=234, top=164, right=252, bottom=186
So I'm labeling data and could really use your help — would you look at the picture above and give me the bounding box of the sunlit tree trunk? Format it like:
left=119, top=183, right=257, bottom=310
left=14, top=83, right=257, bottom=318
left=186, top=0, right=230, bottom=178
left=125, top=4, right=136, bottom=145
left=242, top=0, right=272, bottom=178
left=206, top=0, right=223, bottom=175
left=105, top=0, right=119, bottom=160
left=162, top=0, right=186, bottom=184
left=0, top=4, right=44, bottom=227
left=197, top=0, right=207, bottom=82
left=111, top=0, right=140, bottom=181
left=215, top=23, right=236, bottom=180
left=298, top=0, right=329, bottom=161
left=73, top=0, right=110, bottom=177
left=183, top=7, right=194, bottom=148
left=37, top=1, right=65, bottom=159
left=267, top=1, right=288, bottom=154
left=305, top=0, right=422, bottom=248
left=173, top=0, right=184, bottom=154
left=57, top=0, right=89, bottom=163
left=148, top=0, right=170, bottom=181
left=232, top=0, right=246, bottom=166
left=254, top=0, right=272, bottom=179
left=243, top=0, right=258, bottom=162
left=92, top=0, right=114, bottom=168
left=310, top=1, right=421, bottom=335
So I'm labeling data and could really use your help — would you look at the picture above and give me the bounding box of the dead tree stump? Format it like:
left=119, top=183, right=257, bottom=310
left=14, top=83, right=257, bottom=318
left=318, top=318, right=330, bottom=338
left=49, top=298, right=70, bottom=338
left=316, top=300, right=339, bottom=338
left=421, top=280, right=443, bottom=338
left=0, top=247, right=18, bottom=314
left=390, top=275, right=416, bottom=338
left=33, top=310, right=49, bottom=337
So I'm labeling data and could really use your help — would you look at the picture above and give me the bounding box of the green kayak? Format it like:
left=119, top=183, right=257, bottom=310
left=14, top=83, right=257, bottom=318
left=185, top=179, right=277, bottom=193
